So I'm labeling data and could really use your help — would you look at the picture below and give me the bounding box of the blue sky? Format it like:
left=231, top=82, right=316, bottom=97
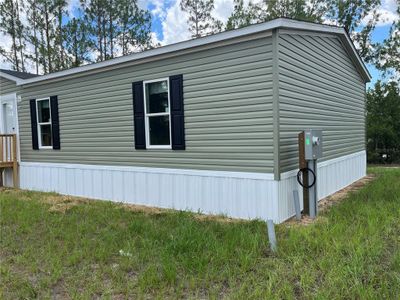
left=367, top=25, right=393, bottom=88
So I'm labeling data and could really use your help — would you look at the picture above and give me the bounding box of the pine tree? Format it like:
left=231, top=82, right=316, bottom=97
left=117, top=0, right=152, bottom=55
left=34, top=0, right=56, bottom=73
left=53, top=0, right=68, bottom=70
left=82, top=0, right=152, bottom=61
left=226, top=0, right=327, bottom=31
left=25, top=0, right=41, bottom=74
left=64, top=17, right=92, bottom=67
left=226, top=0, right=264, bottom=30
left=83, top=0, right=114, bottom=61
left=180, top=0, right=221, bottom=38
left=14, top=0, right=26, bottom=71
left=265, top=0, right=327, bottom=21
left=0, top=0, right=25, bottom=71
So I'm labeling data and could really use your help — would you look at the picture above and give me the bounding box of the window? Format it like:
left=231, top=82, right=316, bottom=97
left=36, top=98, right=52, bottom=148
left=143, top=79, right=171, bottom=149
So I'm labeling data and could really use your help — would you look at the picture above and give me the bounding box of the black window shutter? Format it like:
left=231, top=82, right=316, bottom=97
left=169, top=74, right=185, bottom=150
left=50, top=96, right=60, bottom=150
left=132, top=81, right=146, bottom=149
left=29, top=99, right=39, bottom=150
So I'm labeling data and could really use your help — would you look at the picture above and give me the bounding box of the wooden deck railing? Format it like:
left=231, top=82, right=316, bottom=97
left=0, top=134, right=18, bottom=187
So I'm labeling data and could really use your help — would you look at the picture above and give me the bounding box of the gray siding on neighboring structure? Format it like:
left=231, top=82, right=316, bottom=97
left=278, top=32, right=366, bottom=172
left=0, top=77, right=18, bottom=95
left=18, top=36, right=275, bottom=172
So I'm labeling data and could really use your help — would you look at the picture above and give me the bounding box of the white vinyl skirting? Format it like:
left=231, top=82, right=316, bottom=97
left=277, top=150, right=367, bottom=221
left=14, top=150, right=366, bottom=223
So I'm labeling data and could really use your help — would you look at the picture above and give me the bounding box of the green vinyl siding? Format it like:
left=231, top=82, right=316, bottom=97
left=18, top=36, right=275, bottom=172
left=0, top=77, right=19, bottom=95
left=278, top=32, right=366, bottom=172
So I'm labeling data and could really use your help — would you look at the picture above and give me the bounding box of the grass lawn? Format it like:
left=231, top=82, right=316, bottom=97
left=1, top=167, right=399, bottom=299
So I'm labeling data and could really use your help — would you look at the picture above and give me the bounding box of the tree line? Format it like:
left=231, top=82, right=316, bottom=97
left=1, top=0, right=398, bottom=78
left=0, top=0, right=154, bottom=74
left=367, top=81, right=400, bottom=164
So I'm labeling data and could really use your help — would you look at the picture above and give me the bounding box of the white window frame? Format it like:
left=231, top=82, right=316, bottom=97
left=143, top=78, right=172, bottom=149
left=36, top=97, right=53, bottom=149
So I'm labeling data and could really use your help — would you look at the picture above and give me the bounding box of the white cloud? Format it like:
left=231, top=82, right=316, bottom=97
left=0, top=33, right=13, bottom=70
left=362, top=0, right=399, bottom=26
left=160, top=0, right=256, bottom=45
left=67, top=0, right=81, bottom=18
left=148, top=0, right=172, bottom=19
left=212, top=0, right=264, bottom=23
left=161, top=0, right=191, bottom=45
left=150, top=31, right=163, bottom=46
left=212, top=0, right=235, bottom=22
left=322, top=18, right=340, bottom=26
left=137, top=0, right=149, bottom=11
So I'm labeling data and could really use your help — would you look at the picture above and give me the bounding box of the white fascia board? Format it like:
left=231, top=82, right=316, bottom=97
left=0, top=72, right=23, bottom=84
left=340, top=33, right=372, bottom=82
left=17, top=18, right=371, bottom=86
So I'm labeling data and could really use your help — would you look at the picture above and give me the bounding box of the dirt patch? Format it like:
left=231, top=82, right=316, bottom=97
left=193, top=214, right=246, bottom=224
left=2, top=189, right=91, bottom=213
left=286, top=174, right=376, bottom=226
left=118, top=203, right=245, bottom=223
left=117, top=202, right=168, bottom=215
left=42, top=195, right=90, bottom=213
left=3, top=185, right=247, bottom=223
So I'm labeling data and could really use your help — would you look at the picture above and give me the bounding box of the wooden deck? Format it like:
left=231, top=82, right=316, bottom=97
left=0, top=134, right=18, bottom=187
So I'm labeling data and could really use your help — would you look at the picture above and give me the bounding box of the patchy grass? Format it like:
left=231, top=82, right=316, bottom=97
left=0, top=167, right=399, bottom=299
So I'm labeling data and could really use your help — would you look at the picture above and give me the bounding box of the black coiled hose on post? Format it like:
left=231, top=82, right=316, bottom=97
left=296, top=168, right=316, bottom=189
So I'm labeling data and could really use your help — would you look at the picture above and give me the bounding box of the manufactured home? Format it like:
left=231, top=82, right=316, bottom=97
left=0, top=18, right=370, bottom=223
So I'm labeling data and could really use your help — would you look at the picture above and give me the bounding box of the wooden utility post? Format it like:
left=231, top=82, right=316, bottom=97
left=298, top=132, right=309, bottom=215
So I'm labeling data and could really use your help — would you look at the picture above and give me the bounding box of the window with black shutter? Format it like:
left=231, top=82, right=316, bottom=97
left=169, top=74, right=185, bottom=150
left=133, top=75, right=185, bottom=150
left=30, top=96, right=60, bottom=150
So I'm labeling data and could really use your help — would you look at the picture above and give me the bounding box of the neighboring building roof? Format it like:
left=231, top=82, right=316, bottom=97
left=0, top=69, right=39, bottom=83
left=3, top=18, right=371, bottom=86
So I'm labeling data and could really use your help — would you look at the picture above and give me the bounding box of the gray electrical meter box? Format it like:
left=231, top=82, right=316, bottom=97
left=304, top=129, right=323, bottom=160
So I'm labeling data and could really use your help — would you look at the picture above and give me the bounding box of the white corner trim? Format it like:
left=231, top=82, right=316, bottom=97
left=16, top=18, right=369, bottom=86
left=20, top=162, right=275, bottom=180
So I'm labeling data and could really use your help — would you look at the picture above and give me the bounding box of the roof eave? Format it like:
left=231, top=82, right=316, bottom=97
left=15, top=18, right=371, bottom=86
left=340, top=32, right=372, bottom=83
left=0, top=71, right=24, bottom=84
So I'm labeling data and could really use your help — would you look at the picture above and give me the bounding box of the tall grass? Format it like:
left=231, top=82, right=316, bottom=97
left=0, top=167, right=399, bottom=299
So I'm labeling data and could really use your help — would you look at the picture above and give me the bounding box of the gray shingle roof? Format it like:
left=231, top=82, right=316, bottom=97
left=0, top=69, right=39, bottom=79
